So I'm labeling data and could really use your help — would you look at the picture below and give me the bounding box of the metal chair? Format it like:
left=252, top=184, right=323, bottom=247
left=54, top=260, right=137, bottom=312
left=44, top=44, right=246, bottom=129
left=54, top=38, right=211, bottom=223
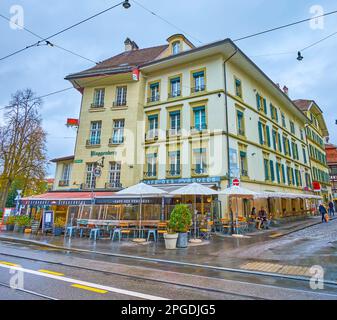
left=199, top=221, right=213, bottom=240
left=157, top=222, right=168, bottom=240
left=147, top=229, right=157, bottom=242
left=119, top=223, right=132, bottom=240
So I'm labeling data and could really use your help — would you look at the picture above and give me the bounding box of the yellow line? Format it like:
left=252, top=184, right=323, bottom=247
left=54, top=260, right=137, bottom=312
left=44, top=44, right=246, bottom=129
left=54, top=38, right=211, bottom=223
left=269, top=233, right=282, bottom=238
left=38, top=269, right=64, bottom=276
left=71, top=284, right=108, bottom=294
left=0, top=261, right=19, bottom=267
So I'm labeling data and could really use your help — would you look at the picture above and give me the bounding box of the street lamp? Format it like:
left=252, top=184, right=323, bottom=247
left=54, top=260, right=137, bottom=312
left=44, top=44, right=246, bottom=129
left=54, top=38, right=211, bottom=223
left=123, top=0, right=131, bottom=9
left=15, top=190, right=22, bottom=215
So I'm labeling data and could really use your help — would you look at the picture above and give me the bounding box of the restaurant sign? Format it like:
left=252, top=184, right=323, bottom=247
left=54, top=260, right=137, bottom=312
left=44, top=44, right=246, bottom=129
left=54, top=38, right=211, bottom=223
left=91, top=151, right=117, bottom=157
left=24, top=200, right=92, bottom=206
left=95, top=198, right=160, bottom=205
left=143, top=176, right=221, bottom=186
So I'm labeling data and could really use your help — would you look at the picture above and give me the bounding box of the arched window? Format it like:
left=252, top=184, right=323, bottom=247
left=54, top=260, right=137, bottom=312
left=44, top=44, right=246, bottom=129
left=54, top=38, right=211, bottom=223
left=172, top=41, right=181, bottom=55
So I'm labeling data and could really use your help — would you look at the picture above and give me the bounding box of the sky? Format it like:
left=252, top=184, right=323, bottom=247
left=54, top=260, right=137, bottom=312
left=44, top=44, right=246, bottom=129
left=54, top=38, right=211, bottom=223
left=0, top=0, right=336, bottom=177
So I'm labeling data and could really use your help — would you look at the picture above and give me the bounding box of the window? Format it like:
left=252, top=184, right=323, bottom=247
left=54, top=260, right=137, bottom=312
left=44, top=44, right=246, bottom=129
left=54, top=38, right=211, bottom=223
left=258, top=121, right=270, bottom=147
left=109, top=162, right=121, bottom=188
left=276, top=162, right=281, bottom=183
left=291, top=141, right=299, bottom=160
left=193, top=107, right=207, bottom=131
left=149, top=82, right=160, bottom=103
left=169, top=111, right=181, bottom=135
left=169, top=76, right=181, bottom=98
left=93, top=88, right=105, bottom=108
left=115, top=86, right=127, bottom=107
left=192, top=70, right=205, bottom=93
left=237, top=110, right=245, bottom=136
left=147, top=114, right=159, bottom=140
left=86, top=163, right=96, bottom=189
left=264, top=158, right=270, bottom=181
left=111, top=119, right=125, bottom=144
left=281, top=113, right=286, bottom=128
left=270, top=104, right=279, bottom=122
left=146, top=153, right=157, bottom=178
left=235, top=78, right=242, bottom=98
left=60, top=164, right=71, bottom=186
left=193, top=148, right=207, bottom=175
left=270, top=160, right=275, bottom=182
left=256, top=93, right=267, bottom=114
left=272, top=130, right=277, bottom=151
left=89, top=121, right=101, bottom=145
left=168, top=151, right=181, bottom=177
left=302, top=147, right=307, bottom=164
left=290, top=121, right=295, bottom=135
left=172, top=41, right=180, bottom=55
left=300, top=129, right=304, bottom=140
left=240, top=151, right=248, bottom=177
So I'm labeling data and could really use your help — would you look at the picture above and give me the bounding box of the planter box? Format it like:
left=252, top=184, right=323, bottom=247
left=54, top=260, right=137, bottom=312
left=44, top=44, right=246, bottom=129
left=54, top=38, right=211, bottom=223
left=6, top=225, right=15, bottom=232
left=164, top=233, right=178, bottom=250
left=53, top=228, right=63, bottom=236
left=177, top=232, right=188, bottom=248
left=14, top=225, right=25, bottom=233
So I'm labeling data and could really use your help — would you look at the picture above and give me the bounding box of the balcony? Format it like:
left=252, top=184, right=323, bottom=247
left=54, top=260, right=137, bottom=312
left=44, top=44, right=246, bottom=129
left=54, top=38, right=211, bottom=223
left=145, top=130, right=159, bottom=141
left=166, top=170, right=181, bottom=178
left=168, top=91, right=181, bottom=99
left=147, top=95, right=160, bottom=104
left=166, top=128, right=181, bottom=138
left=58, top=180, right=70, bottom=187
left=238, top=128, right=245, bottom=136
left=81, top=183, right=96, bottom=190
left=86, top=139, right=101, bottom=147
left=191, top=85, right=206, bottom=94
left=105, top=182, right=123, bottom=190
left=112, top=100, right=127, bottom=108
left=241, top=169, right=249, bottom=177
left=190, top=125, right=208, bottom=134
left=109, top=137, right=124, bottom=145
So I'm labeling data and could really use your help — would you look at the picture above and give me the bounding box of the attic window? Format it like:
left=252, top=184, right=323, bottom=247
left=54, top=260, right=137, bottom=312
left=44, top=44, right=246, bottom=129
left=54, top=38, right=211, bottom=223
left=172, top=41, right=181, bottom=55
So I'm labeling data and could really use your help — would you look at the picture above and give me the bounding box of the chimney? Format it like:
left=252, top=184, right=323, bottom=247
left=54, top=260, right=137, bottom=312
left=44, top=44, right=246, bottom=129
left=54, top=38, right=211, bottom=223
left=283, top=86, right=289, bottom=96
left=124, top=38, right=139, bottom=52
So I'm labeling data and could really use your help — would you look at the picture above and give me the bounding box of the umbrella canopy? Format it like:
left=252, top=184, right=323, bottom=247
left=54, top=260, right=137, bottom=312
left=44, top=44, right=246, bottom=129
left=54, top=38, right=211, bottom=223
left=218, top=186, right=259, bottom=197
left=254, top=192, right=323, bottom=200
left=170, top=183, right=218, bottom=195
left=116, top=183, right=167, bottom=196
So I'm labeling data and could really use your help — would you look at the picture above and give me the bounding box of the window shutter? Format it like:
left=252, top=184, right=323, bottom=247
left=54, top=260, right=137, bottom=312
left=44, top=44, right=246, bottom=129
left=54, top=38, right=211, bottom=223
left=276, top=164, right=281, bottom=183
left=275, top=108, right=279, bottom=122
left=256, top=93, right=261, bottom=110
left=266, top=126, right=271, bottom=147
left=288, top=139, right=292, bottom=157
left=282, top=164, right=286, bottom=183
left=278, top=133, right=282, bottom=153
left=264, top=159, right=269, bottom=181
left=258, top=122, right=264, bottom=145
left=263, top=98, right=267, bottom=114
left=291, top=168, right=295, bottom=185
left=272, top=130, right=277, bottom=150
left=270, top=160, right=275, bottom=182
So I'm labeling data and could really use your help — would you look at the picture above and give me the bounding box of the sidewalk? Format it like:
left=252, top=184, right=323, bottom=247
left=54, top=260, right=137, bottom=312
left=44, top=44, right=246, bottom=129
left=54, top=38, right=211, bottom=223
left=0, top=216, right=323, bottom=270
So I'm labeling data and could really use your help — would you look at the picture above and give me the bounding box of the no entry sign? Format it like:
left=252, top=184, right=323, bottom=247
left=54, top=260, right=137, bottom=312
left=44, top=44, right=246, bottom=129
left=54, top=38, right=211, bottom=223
left=233, top=179, right=240, bottom=187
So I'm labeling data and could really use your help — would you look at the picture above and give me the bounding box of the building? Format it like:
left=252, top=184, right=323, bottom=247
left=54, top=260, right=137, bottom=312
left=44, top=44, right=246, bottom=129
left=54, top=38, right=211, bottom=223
left=325, top=143, right=337, bottom=204
left=293, top=100, right=332, bottom=202
left=51, top=35, right=328, bottom=218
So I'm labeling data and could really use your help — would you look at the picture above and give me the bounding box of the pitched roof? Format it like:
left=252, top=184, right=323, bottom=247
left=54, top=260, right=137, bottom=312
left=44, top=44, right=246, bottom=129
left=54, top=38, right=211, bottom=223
left=293, top=99, right=313, bottom=111
left=50, top=155, right=74, bottom=163
left=66, top=45, right=168, bottom=79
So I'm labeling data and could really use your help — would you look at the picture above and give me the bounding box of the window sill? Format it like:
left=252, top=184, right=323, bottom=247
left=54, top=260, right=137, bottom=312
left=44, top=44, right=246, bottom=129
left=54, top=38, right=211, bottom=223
left=86, top=144, right=101, bottom=149
left=111, top=106, right=128, bottom=111
left=89, top=107, right=106, bottom=113
left=108, top=143, right=124, bottom=147
left=191, top=173, right=209, bottom=178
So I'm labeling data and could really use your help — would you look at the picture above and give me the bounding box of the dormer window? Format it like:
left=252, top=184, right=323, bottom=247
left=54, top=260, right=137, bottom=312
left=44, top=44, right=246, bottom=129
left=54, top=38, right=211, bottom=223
left=172, top=41, right=181, bottom=55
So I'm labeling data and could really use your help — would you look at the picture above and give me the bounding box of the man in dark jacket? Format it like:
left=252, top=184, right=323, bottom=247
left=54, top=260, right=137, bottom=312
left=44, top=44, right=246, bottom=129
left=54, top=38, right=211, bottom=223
left=328, top=201, right=335, bottom=218
left=319, top=204, right=328, bottom=223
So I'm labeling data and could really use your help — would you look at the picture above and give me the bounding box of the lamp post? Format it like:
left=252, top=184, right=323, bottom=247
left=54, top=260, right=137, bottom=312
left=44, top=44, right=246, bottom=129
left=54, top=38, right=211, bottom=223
left=91, top=157, right=105, bottom=211
left=15, top=190, right=22, bottom=215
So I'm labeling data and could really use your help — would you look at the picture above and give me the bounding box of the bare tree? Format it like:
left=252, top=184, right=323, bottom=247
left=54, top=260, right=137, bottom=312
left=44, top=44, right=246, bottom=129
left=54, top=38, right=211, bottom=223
left=0, top=89, right=48, bottom=208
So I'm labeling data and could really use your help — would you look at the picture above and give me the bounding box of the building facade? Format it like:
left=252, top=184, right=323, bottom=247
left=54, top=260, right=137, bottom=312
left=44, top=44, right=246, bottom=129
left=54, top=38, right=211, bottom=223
left=325, top=143, right=337, bottom=204
left=52, top=35, right=331, bottom=217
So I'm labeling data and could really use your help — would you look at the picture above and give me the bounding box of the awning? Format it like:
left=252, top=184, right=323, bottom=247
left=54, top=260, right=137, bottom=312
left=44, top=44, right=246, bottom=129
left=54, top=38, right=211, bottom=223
left=254, top=192, right=322, bottom=200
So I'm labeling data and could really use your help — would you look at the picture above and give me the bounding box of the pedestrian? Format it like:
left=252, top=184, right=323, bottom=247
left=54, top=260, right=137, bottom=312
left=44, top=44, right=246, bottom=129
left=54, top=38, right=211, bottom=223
left=257, top=207, right=268, bottom=230
left=328, top=201, right=335, bottom=218
left=319, top=204, right=328, bottom=223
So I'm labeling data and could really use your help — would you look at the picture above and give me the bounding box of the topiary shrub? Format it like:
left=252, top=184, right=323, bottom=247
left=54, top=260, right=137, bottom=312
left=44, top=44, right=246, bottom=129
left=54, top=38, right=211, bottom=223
left=168, top=204, right=192, bottom=233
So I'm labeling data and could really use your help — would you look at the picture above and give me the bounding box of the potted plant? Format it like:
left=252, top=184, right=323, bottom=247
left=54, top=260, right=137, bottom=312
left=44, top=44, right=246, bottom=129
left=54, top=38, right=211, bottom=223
left=165, top=204, right=192, bottom=249
left=14, top=215, right=31, bottom=233
left=53, top=217, right=66, bottom=236
left=5, top=216, right=16, bottom=232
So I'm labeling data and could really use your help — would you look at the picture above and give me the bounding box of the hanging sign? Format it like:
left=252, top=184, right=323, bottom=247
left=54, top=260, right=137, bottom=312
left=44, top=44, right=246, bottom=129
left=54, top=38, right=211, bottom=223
left=312, top=181, right=321, bottom=192
left=132, top=68, right=140, bottom=81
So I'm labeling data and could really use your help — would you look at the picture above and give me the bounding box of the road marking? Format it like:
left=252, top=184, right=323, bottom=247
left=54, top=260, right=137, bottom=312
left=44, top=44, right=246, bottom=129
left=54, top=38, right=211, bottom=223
left=241, top=262, right=311, bottom=277
left=0, top=261, right=19, bottom=267
left=38, top=269, right=64, bottom=276
left=71, top=284, right=108, bottom=294
left=0, top=263, right=168, bottom=300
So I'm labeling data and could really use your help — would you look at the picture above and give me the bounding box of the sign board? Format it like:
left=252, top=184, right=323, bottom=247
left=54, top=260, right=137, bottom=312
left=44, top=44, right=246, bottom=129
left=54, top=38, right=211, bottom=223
left=42, top=210, right=54, bottom=233
left=74, top=159, right=83, bottom=164
left=313, top=181, right=321, bottom=192
left=94, top=167, right=102, bottom=177
left=143, top=177, right=221, bottom=186
left=232, top=179, right=240, bottom=187
left=66, top=118, right=79, bottom=127
left=132, top=68, right=140, bottom=81
left=91, top=151, right=116, bottom=157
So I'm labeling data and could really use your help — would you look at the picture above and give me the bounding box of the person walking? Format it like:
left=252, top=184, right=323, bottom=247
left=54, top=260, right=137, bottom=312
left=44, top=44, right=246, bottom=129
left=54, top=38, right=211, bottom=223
left=328, top=201, right=335, bottom=218
left=319, top=204, right=328, bottom=223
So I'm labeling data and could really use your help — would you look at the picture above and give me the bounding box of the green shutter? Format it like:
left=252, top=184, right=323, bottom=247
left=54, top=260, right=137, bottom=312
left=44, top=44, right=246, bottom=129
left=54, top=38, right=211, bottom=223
left=270, top=160, right=275, bottom=182
left=282, top=164, right=286, bottom=183
left=264, top=159, right=269, bottom=181
left=266, top=126, right=271, bottom=147
left=278, top=133, right=282, bottom=153
left=263, top=98, right=267, bottom=114
left=291, top=168, right=295, bottom=185
left=272, top=130, right=277, bottom=150
left=256, top=93, right=261, bottom=110
left=275, top=108, right=279, bottom=122
left=276, top=164, right=281, bottom=183
left=258, top=122, right=263, bottom=145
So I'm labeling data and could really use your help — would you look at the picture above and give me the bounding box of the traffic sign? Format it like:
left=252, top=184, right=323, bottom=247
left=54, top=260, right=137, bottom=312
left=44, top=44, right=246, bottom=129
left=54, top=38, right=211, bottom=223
left=233, top=179, right=240, bottom=187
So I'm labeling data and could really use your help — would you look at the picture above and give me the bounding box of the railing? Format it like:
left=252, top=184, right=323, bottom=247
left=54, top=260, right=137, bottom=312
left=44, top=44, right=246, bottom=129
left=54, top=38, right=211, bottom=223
left=166, top=129, right=181, bottom=137
left=86, top=139, right=101, bottom=147
left=105, top=182, right=123, bottom=189
left=109, top=137, right=124, bottom=145
left=241, top=170, right=248, bottom=177
left=143, top=172, right=157, bottom=178
left=192, top=168, right=208, bottom=176
left=58, top=180, right=70, bottom=187
left=168, top=91, right=181, bottom=99
left=191, top=85, right=206, bottom=94
left=190, top=125, right=207, bottom=133
left=147, top=95, right=160, bottom=103
left=90, top=103, right=104, bottom=109
left=166, top=170, right=181, bottom=177
left=112, top=100, right=127, bottom=107
left=81, top=183, right=96, bottom=190
left=145, top=130, right=159, bottom=141
left=238, top=129, right=245, bottom=136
